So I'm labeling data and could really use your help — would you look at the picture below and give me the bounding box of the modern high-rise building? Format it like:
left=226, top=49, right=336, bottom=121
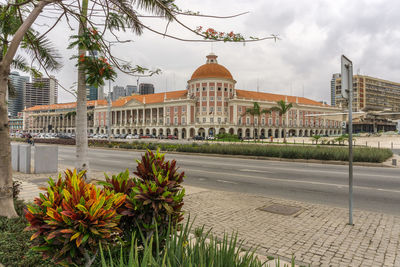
left=330, top=73, right=341, bottom=107
left=24, top=76, right=58, bottom=109
left=139, top=83, right=155, bottom=95
left=87, top=84, right=104, bottom=100
left=112, top=85, right=125, bottom=101
left=334, top=75, right=400, bottom=112
left=8, top=71, right=29, bottom=116
left=125, top=85, right=137, bottom=96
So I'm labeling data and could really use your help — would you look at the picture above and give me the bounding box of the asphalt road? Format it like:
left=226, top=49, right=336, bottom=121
left=57, top=146, right=400, bottom=215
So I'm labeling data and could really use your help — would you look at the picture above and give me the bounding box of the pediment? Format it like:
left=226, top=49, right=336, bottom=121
left=123, top=98, right=144, bottom=107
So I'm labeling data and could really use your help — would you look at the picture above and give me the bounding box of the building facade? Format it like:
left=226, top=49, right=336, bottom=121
left=8, top=71, right=30, bottom=116
left=334, top=75, right=400, bottom=112
left=24, top=76, right=58, bottom=109
left=330, top=73, right=340, bottom=107
left=125, top=85, right=137, bottom=96
left=139, top=83, right=155, bottom=95
left=24, top=54, right=342, bottom=138
left=86, top=85, right=104, bottom=100
left=112, top=85, right=126, bottom=101
left=9, top=114, right=24, bottom=133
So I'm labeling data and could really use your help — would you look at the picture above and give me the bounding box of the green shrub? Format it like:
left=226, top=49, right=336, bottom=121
left=24, top=169, right=126, bottom=266
left=101, top=149, right=185, bottom=246
left=171, top=143, right=392, bottom=163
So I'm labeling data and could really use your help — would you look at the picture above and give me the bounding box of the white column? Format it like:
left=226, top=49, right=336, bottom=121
left=142, top=107, right=145, bottom=124
left=187, top=103, right=190, bottom=125
left=163, top=106, right=166, bottom=125
left=156, top=107, right=159, bottom=125
left=150, top=108, right=153, bottom=125
left=233, top=104, right=238, bottom=124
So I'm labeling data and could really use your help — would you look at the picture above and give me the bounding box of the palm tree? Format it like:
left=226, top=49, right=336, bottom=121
left=0, top=2, right=61, bottom=218
left=269, top=100, right=293, bottom=143
left=242, top=102, right=269, bottom=141
left=0, top=1, right=61, bottom=218
left=73, top=0, right=176, bottom=176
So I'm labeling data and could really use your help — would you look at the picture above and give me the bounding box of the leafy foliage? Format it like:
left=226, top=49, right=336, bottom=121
left=102, top=149, right=185, bottom=244
left=311, top=135, right=322, bottom=144
left=69, top=28, right=117, bottom=87
left=195, top=26, right=245, bottom=42
left=99, top=219, right=267, bottom=267
left=24, top=169, right=126, bottom=265
left=0, top=199, right=53, bottom=267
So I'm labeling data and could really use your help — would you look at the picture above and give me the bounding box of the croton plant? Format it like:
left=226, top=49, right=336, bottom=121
left=100, top=149, right=185, bottom=243
left=24, top=169, right=126, bottom=265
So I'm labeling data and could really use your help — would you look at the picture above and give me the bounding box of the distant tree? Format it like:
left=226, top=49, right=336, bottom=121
left=269, top=100, right=293, bottom=143
left=311, top=134, right=322, bottom=145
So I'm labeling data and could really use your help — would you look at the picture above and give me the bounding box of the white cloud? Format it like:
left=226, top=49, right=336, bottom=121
left=16, top=0, right=400, bottom=104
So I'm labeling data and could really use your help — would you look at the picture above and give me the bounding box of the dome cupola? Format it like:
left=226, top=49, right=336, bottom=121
left=190, top=53, right=234, bottom=81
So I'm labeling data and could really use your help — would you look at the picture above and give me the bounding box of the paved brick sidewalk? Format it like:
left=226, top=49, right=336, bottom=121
left=14, top=168, right=400, bottom=267
left=183, top=188, right=400, bottom=267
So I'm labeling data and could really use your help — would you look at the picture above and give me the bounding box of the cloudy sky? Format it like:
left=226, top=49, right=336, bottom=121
left=27, top=0, right=400, bottom=103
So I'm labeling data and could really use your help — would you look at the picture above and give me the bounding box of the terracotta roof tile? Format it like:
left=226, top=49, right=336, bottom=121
left=112, top=90, right=187, bottom=107
left=191, top=63, right=233, bottom=80
left=236, top=89, right=326, bottom=107
left=25, top=100, right=107, bottom=111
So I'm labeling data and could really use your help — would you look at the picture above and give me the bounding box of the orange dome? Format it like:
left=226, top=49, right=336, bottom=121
left=191, top=63, right=233, bottom=80
left=190, top=53, right=233, bottom=80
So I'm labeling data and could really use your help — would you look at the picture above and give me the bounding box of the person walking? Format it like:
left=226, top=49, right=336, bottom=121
left=26, top=133, right=34, bottom=146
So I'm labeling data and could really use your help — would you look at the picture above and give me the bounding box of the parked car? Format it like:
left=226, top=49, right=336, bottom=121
left=120, top=134, right=128, bottom=139
left=167, top=135, right=178, bottom=140
left=126, top=134, right=133, bottom=139
left=207, top=136, right=215, bottom=140
left=59, top=134, right=73, bottom=139
left=193, top=135, right=205, bottom=140
left=158, top=134, right=166, bottom=139
left=140, top=135, right=150, bottom=139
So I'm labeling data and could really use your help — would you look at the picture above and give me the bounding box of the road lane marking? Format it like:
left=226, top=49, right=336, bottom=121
left=189, top=169, right=400, bottom=193
left=239, top=169, right=272, bottom=173
left=216, top=179, right=238, bottom=184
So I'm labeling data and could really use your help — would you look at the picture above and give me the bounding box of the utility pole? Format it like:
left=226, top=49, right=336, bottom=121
left=107, top=80, right=111, bottom=141
left=341, top=55, right=354, bottom=225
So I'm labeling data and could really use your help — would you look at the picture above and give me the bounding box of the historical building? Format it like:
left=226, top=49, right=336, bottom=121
left=23, top=53, right=342, bottom=138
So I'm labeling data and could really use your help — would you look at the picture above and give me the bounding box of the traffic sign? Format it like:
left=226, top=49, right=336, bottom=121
left=341, top=121, right=346, bottom=128
left=341, top=55, right=353, bottom=100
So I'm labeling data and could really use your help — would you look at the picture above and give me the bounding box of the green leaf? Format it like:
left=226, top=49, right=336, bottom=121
left=75, top=204, right=88, bottom=213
